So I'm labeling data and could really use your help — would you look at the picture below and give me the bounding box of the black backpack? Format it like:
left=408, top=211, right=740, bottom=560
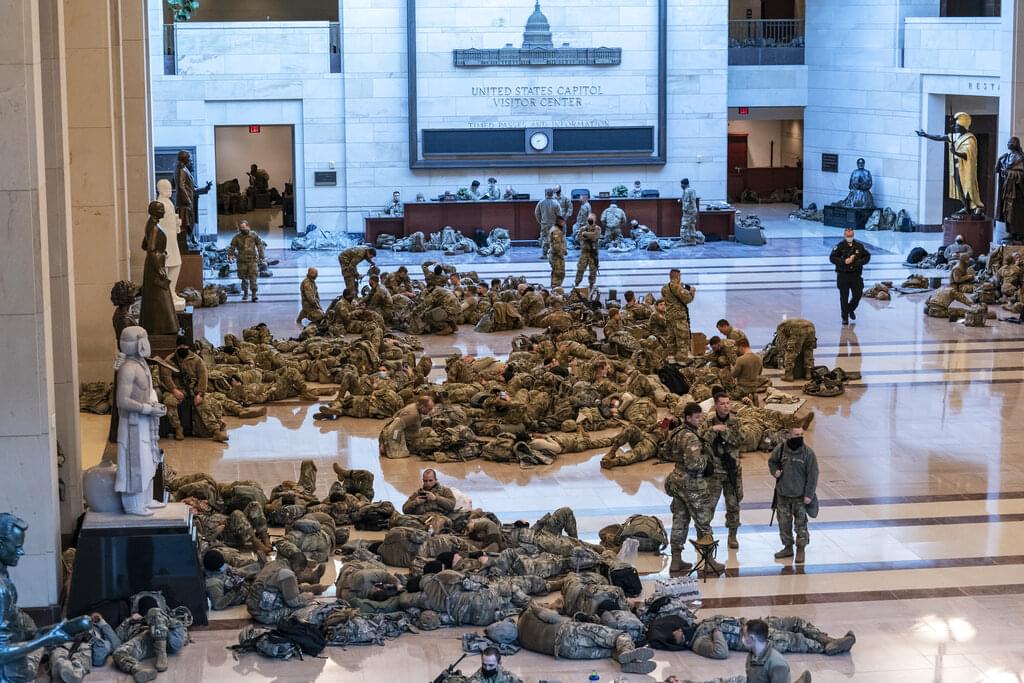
left=273, top=616, right=327, bottom=657
left=905, top=246, right=927, bottom=264
left=656, top=364, right=690, bottom=396
left=608, top=566, right=642, bottom=597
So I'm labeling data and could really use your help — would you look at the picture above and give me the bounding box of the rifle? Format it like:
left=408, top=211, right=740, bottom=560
left=769, top=456, right=784, bottom=527
left=431, top=653, right=469, bottom=683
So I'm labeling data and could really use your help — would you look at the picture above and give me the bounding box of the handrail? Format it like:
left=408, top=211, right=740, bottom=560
left=729, top=19, right=804, bottom=47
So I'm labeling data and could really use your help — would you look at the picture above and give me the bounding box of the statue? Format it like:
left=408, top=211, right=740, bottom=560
left=174, top=150, right=212, bottom=250
left=0, top=513, right=91, bottom=681
left=916, top=113, right=984, bottom=216
left=839, top=158, right=875, bottom=209
left=503, top=185, right=516, bottom=200
left=114, top=326, right=167, bottom=516
left=139, top=201, right=180, bottom=336
left=995, top=136, right=1024, bottom=240
left=631, top=180, right=643, bottom=198
left=156, top=180, right=186, bottom=311
left=383, top=191, right=403, bottom=217
left=679, top=178, right=699, bottom=243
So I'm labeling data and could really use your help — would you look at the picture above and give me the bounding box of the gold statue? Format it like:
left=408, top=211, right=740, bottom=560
left=917, top=113, right=984, bottom=217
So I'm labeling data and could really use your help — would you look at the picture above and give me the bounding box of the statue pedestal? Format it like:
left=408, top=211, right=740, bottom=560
left=177, top=252, right=203, bottom=293
left=66, top=503, right=208, bottom=626
left=148, top=308, right=194, bottom=360
left=943, top=215, right=993, bottom=255
left=823, top=205, right=873, bottom=229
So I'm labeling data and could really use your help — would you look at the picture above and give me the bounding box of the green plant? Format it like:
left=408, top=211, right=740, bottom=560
left=168, top=0, right=200, bottom=21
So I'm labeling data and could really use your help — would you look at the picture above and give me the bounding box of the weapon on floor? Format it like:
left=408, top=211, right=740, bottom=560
left=430, top=653, right=469, bottom=683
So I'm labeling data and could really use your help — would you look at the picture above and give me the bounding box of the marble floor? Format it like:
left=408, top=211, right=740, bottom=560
left=77, top=213, right=1024, bottom=682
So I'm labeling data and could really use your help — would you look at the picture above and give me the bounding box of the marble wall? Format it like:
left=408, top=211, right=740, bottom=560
left=150, top=0, right=728, bottom=234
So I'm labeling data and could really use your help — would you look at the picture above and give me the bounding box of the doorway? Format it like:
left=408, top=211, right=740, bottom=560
left=727, top=107, right=804, bottom=204
left=214, top=125, right=296, bottom=243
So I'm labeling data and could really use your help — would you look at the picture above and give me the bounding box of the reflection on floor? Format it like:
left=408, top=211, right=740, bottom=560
left=77, top=213, right=1024, bottom=681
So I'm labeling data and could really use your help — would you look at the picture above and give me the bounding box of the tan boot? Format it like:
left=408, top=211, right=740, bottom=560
left=212, top=430, right=229, bottom=443
left=795, top=545, right=806, bottom=564
left=704, top=556, right=725, bottom=576
left=332, top=462, right=348, bottom=481
left=669, top=546, right=692, bottom=573
left=728, top=529, right=739, bottom=549
left=824, top=631, right=856, bottom=655
left=793, top=671, right=813, bottom=683
left=153, top=638, right=168, bottom=672
left=800, top=411, right=816, bottom=430
left=173, top=426, right=184, bottom=441
left=614, top=634, right=656, bottom=674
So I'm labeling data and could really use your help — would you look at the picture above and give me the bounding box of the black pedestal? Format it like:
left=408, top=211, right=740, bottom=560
left=66, top=503, right=208, bottom=626
left=824, top=205, right=873, bottom=229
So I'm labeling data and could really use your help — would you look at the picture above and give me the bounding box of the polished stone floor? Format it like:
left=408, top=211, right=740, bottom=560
left=77, top=212, right=1024, bottom=682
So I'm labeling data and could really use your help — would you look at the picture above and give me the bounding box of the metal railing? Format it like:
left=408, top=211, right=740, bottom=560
left=729, top=20, right=804, bottom=47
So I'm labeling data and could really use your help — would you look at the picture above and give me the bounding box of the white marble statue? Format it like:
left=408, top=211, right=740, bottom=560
left=114, top=326, right=166, bottom=516
left=156, top=179, right=186, bottom=311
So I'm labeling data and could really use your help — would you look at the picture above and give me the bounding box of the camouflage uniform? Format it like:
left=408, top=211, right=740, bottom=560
left=517, top=602, right=655, bottom=673
left=112, top=607, right=189, bottom=677
left=528, top=431, right=613, bottom=457
left=533, top=507, right=579, bottom=538
left=924, top=286, right=973, bottom=318
left=663, top=424, right=713, bottom=551
left=297, top=276, right=323, bottom=324
left=246, top=560, right=312, bottom=625
left=205, top=564, right=255, bottom=610
left=573, top=199, right=592, bottom=238
left=700, top=412, right=745, bottom=532
left=535, top=195, right=561, bottom=256
left=159, top=350, right=226, bottom=439
left=689, top=615, right=833, bottom=659
left=574, top=222, right=601, bottom=289
left=775, top=318, right=817, bottom=380
left=227, top=230, right=265, bottom=299
left=338, top=246, right=375, bottom=294
left=467, top=666, right=523, bottom=683
left=50, top=618, right=121, bottom=681
left=679, top=186, right=699, bottom=242
left=600, top=424, right=662, bottom=469
left=661, top=280, right=695, bottom=358
left=401, top=482, right=457, bottom=515
left=549, top=226, right=566, bottom=288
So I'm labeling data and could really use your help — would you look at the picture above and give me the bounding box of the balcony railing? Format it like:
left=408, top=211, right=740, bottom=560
left=729, top=20, right=805, bottom=65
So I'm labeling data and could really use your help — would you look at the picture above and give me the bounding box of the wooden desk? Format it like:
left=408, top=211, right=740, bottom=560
left=400, top=197, right=684, bottom=240
left=364, top=216, right=405, bottom=243
left=697, top=210, right=737, bottom=239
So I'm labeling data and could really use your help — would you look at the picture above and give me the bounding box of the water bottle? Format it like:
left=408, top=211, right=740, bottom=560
left=588, top=672, right=600, bottom=682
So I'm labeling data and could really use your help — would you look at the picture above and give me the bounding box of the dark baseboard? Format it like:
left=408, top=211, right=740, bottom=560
left=915, top=223, right=944, bottom=233
left=24, top=604, right=62, bottom=624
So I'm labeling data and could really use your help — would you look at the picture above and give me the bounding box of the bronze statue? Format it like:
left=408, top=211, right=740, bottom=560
left=916, top=113, right=984, bottom=216
left=0, top=513, right=91, bottom=681
left=839, top=158, right=875, bottom=209
left=174, top=150, right=211, bottom=249
left=110, top=280, right=139, bottom=342
left=139, top=202, right=179, bottom=336
left=996, top=136, right=1024, bottom=240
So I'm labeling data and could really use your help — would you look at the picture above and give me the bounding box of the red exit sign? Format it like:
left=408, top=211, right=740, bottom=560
left=249, top=125, right=261, bottom=133
left=738, top=107, right=749, bottom=116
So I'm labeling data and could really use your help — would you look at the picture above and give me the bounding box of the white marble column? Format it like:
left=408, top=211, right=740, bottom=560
left=0, top=0, right=64, bottom=608
left=1000, top=0, right=1024, bottom=142
left=40, top=0, right=83, bottom=532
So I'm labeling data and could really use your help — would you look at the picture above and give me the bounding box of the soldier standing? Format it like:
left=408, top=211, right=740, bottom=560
left=534, top=188, right=560, bottom=258
left=768, top=426, right=818, bottom=564
left=574, top=213, right=601, bottom=290
left=776, top=318, right=816, bottom=382
left=700, top=392, right=744, bottom=550
left=548, top=215, right=567, bottom=288
left=296, top=267, right=323, bottom=325
left=554, top=184, right=572, bottom=222
left=664, top=403, right=721, bottom=574
left=573, top=190, right=592, bottom=242
left=227, top=220, right=265, bottom=302
left=679, top=178, right=700, bottom=243
left=661, top=268, right=696, bottom=358
left=338, top=245, right=376, bottom=295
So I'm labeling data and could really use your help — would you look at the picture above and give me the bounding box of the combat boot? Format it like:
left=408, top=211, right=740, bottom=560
left=130, top=666, right=158, bottom=683
left=782, top=372, right=794, bottom=382
left=795, top=546, right=806, bottom=564
left=824, top=631, right=856, bottom=655
left=728, top=529, right=739, bottom=549
left=800, top=412, right=815, bottom=430
left=212, top=430, right=229, bottom=443
left=173, top=426, right=184, bottom=441
left=241, top=291, right=249, bottom=302
left=704, top=556, right=725, bottom=576
left=153, top=638, right=168, bottom=672
left=237, top=406, right=266, bottom=419
left=251, top=294, right=259, bottom=303
left=669, top=546, right=692, bottom=574
left=614, top=634, right=656, bottom=675
left=793, top=672, right=813, bottom=683
left=774, top=545, right=794, bottom=559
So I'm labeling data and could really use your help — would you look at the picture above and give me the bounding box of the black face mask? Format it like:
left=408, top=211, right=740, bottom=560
left=481, top=669, right=498, bottom=679
left=787, top=437, right=803, bottom=450
left=587, top=218, right=595, bottom=225
left=175, top=348, right=189, bottom=359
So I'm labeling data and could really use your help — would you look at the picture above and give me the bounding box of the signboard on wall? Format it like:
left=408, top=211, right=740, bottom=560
left=407, top=0, right=666, bottom=168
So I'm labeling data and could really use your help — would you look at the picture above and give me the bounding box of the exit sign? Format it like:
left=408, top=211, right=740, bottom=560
left=249, top=125, right=261, bottom=134
left=738, top=107, right=749, bottom=116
